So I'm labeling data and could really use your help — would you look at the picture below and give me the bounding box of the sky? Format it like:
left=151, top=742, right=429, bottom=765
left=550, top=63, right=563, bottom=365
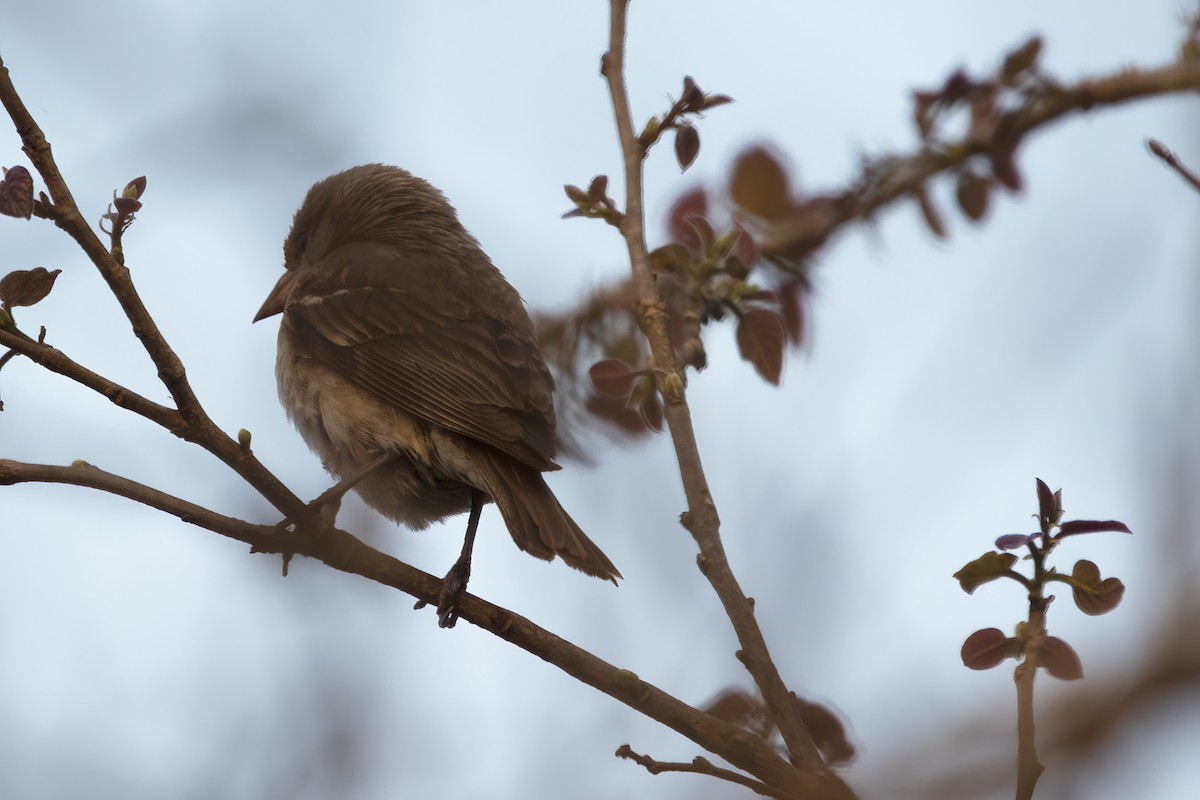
left=2, top=2, right=1198, bottom=799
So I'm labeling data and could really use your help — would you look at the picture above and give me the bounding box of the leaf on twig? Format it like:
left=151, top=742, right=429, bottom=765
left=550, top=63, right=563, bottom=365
left=961, top=627, right=1021, bottom=670
left=1057, top=519, right=1132, bottom=538
left=0, top=267, right=62, bottom=309
left=588, top=359, right=637, bottom=399
left=953, top=551, right=1018, bottom=594
left=730, top=145, right=791, bottom=220
left=0, top=166, right=34, bottom=219
left=736, top=308, right=784, bottom=385
left=1069, top=559, right=1125, bottom=616
left=1038, top=636, right=1083, bottom=680
left=675, top=124, right=701, bottom=172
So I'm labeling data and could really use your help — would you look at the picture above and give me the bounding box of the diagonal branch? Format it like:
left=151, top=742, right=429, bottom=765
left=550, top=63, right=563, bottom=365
left=0, top=456, right=816, bottom=793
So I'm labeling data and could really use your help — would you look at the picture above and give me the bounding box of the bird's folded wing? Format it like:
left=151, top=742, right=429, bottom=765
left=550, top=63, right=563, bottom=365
left=284, top=242, right=560, bottom=471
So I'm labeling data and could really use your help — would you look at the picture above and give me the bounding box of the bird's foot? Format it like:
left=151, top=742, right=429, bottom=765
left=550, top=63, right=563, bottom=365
left=414, top=556, right=472, bottom=628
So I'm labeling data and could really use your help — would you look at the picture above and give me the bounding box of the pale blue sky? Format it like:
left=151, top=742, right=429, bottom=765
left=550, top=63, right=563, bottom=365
left=2, top=2, right=1197, bottom=798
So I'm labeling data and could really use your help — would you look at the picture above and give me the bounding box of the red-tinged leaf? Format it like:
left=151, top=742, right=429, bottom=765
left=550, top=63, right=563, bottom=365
left=113, top=196, right=142, bottom=215
left=990, top=135, right=1024, bottom=192
left=1069, top=559, right=1125, bottom=616
left=940, top=69, right=973, bottom=105
left=953, top=551, right=1018, bottom=594
left=1002, top=36, right=1043, bottom=83
left=730, top=145, right=791, bottom=220
left=961, top=628, right=1021, bottom=670
left=638, top=392, right=664, bottom=432
left=584, top=394, right=648, bottom=436
left=681, top=75, right=704, bottom=109
left=1057, top=519, right=1132, bottom=537
left=588, top=358, right=637, bottom=399
left=561, top=207, right=586, bottom=219
left=0, top=165, right=34, bottom=219
left=675, top=124, right=701, bottom=172
left=564, top=184, right=588, bottom=204
left=702, top=93, right=734, bottom=110
left=995, top=533, right=1037, bottom=551
left=0, top=267, right=62, bottom=309
left=703, top=689, right=761, bottom=727
left=586, top=174, right=608, bottom=202
left=122, top=175, right=148, bottom=199
left=955, top=170, right=991, bottom=222
left=665, top=187, right=709, bottom=250
left=1038, top=636, right=1083, bottom=680
left=1035, top=478, right=1057, bottom=527
left=648, top=243, right=692, bottom=274
left=778, top=280, right=806, bottom=344
left=736, top=308, right=785, bottom=386
left=729, top=225, right=760, bottom=270
left=914, top=185, right=946, bottom=239
left=792, top=697, right=856, bottom=766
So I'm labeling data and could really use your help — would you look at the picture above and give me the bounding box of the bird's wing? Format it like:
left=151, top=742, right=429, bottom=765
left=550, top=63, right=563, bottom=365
left=283, top=241, right=560, bottom=471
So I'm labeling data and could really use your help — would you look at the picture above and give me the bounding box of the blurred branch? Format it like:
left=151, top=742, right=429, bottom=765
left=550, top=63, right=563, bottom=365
left=601, top=1, right=838, bottom=794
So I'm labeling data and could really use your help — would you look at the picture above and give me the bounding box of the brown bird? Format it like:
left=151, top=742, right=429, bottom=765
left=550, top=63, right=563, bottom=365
left=254, top=164, right=620, bottom=625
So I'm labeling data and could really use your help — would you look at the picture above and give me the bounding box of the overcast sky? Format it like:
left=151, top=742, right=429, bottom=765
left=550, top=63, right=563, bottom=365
left=2, top=2, right=1198, bottom=799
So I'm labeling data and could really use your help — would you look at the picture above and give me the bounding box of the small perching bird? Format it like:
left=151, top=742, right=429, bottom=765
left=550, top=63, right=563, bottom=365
left=254, top=164, right=621, bottom=626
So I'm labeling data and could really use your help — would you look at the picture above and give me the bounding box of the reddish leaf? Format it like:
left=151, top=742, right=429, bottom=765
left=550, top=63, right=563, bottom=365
left=1002, top=36, right=1043, bottom=83
left=0, top=165, right=34, bottom=219
left=778, top=280, right=806, bottom=344
left=122, top=175, right=148, bottom=200
left=703, top=689, right=761, bottom=727
left=962, top=628, right=1021, bottom=670
left=792, top=696, right=856, bottom=765
left=736, top=308, right=784, bottom=386
left=995, top=533, right=1037, bottom=551
left=1057, top=519, right=1132, bottom=538
left=648, top=243, right=692, bottom=274
left=681, top=75, right=704, bottom=109
left=665, top=187, right=709, bottom=250
left=1035, top=478, right=1057, bottom=528
left=955, top=170, right=991, bottom=222
left=564, top=184, right=588, bottom=204
left=586, top=174, right=608, bottom=202
left=702, top=93, right=734, bottom=110
left=113, top=196, right=142, bottom=215
left=953, top=551, right=1018, bottom=594
left=914, top=186, right=946, bottom=239
left=638, top=392, right=664, bottom=432
left=584, top=394, right=648, bottom=436
left=588, top=359, right=637, bottom=399
left=990, top=126, right=1024, bottom=192
left=730, top=145, right=791, bottom=220
left=1038, top=636, right=1083, bottom=680
left=0, top=267, right=62, bottom=309
left=675, top=124, right=701, bottom=172
left=1069, top=559, right=1125, bottom=616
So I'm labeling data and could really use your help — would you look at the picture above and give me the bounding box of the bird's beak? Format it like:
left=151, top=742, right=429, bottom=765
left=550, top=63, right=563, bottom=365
left=253, top=270, right=297, bottom=323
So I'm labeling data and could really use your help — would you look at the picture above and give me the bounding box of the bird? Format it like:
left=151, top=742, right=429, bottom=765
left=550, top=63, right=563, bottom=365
left=254, top=164, right=621, bottom=626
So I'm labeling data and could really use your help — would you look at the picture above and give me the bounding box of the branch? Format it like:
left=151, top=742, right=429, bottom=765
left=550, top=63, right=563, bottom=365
left=0, top=456, right=820, bottom=793
left=601, top=0, right=832, bottom=788
left=1147, top=137, right=1200, bottom=194
left=616, top=744, right=793, bottom=800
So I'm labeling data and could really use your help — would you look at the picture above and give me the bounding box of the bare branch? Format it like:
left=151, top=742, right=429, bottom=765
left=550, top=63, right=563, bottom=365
left=615, top=744, right=795, bottom=800
left=1147, top=137, right=1200, bottom=194
left=602, top=1, right=834, bottom=787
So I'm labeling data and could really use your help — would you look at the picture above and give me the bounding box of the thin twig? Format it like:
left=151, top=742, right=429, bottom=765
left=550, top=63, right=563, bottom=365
left=615, top=744, right=795, bottom=800
left=1147, top=138, right=1200, bottom=194
left=601, top=0, right=829, bottom=784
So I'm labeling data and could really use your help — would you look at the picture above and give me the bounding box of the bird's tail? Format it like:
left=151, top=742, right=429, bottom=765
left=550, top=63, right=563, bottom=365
left=470, top=449, right=621, bottom=583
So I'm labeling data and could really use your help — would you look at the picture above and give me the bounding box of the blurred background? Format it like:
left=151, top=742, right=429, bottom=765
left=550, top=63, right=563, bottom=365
left=2, top=1, right=1198, bottom=798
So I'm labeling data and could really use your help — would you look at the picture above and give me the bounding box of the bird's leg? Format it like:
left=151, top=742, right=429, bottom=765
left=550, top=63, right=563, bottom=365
left=414, top=488, right=485, bottom=628
left=275, top=451, right=400, bottom=536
